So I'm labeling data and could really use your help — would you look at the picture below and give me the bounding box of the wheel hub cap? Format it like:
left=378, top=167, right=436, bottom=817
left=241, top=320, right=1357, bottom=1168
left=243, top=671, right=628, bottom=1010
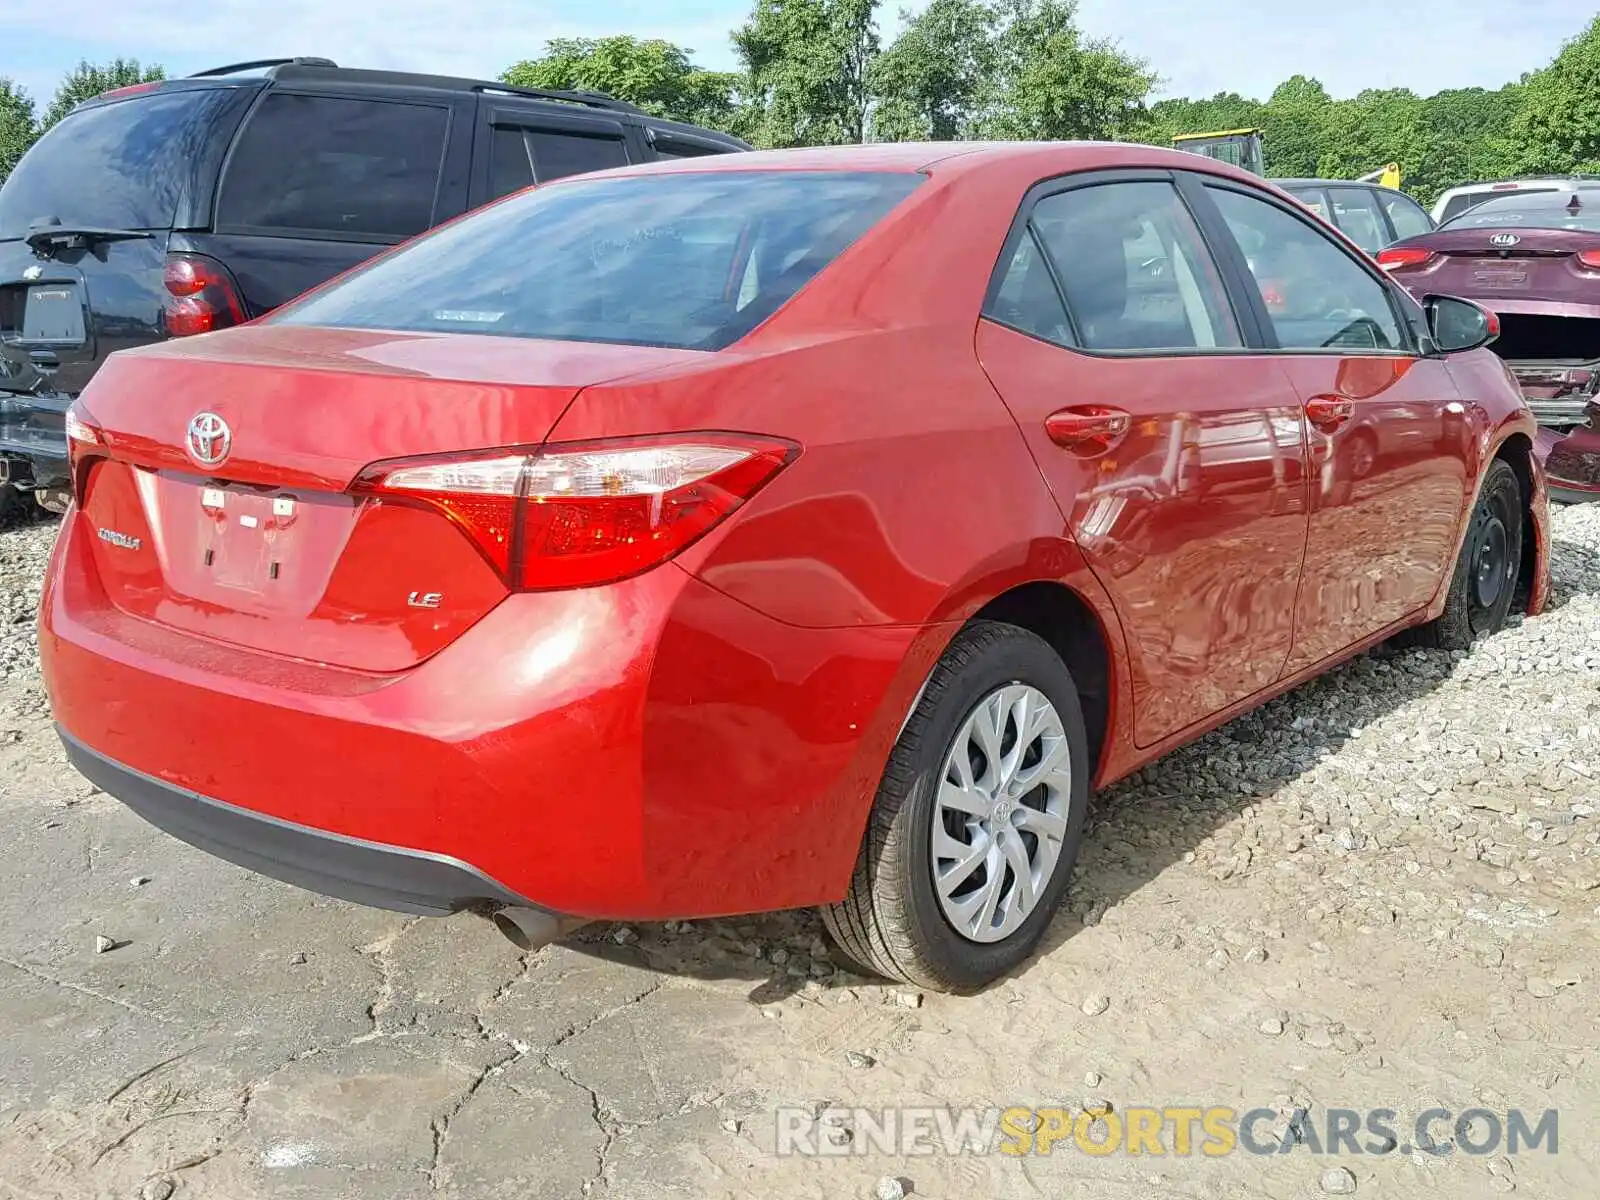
left=1472, top=511, right=1509, bottom=609
left=931, top=683, right=1072, bottom=944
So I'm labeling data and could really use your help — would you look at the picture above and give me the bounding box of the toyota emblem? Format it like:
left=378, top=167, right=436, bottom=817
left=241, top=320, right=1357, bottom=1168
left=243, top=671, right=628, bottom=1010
left=1488, top=232, right=1521, bottom=248
left=186, top=412, right=232, bottom=468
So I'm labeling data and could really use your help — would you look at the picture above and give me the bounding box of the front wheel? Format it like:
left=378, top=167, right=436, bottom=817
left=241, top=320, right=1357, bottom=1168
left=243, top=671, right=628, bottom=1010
left=822, top=621, right=1089, bottom=992
left=1410, top=458, right=1524, bottom=650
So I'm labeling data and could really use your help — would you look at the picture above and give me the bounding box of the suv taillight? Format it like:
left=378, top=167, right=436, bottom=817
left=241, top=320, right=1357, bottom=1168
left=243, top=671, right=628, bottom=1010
left=163, top=253, right=247, bottom=337
left=352, top=434, right=799, bottom=590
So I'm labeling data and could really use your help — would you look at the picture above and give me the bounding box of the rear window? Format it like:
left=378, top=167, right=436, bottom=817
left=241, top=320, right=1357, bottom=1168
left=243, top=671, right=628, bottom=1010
left=275, top=170, right=922, bottom=351
left=1442, top=193, right=1600, bottom=232
left=1440, top=186, right=1558, bottom=223
left=0, top=88, right=234, bottom=238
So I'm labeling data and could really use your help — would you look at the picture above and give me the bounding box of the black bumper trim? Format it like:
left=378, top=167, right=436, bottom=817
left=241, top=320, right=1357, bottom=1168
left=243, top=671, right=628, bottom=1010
left=60, top=728, right=540, bottom=916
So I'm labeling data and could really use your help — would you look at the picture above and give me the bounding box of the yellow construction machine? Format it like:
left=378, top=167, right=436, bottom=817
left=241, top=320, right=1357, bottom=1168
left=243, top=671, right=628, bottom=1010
left=1171, top=128, right=1404, bottom=192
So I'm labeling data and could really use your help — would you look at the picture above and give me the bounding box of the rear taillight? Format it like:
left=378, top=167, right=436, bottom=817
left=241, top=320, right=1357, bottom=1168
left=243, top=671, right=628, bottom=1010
left=353, top=434, right=799, bottom=590
left=64, top=404, right=105, bottom=504
left=1577, top=250, right=1600, bottom=269
left=1376, top=247, right=1436, bottom=271
left=163, top=253, right=247, bottom=337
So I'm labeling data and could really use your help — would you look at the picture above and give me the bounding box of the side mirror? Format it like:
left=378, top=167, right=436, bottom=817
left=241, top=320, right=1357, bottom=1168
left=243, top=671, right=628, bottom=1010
left=1424, top=295, right=1500, bottom=353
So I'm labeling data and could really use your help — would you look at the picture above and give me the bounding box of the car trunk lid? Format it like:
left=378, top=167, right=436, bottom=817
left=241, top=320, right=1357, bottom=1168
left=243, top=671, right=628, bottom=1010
left=74, top=324, right=706, bottom=671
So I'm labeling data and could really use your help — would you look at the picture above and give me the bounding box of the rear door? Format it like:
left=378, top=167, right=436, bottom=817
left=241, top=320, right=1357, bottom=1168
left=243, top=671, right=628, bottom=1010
left=186, top=87, right=470, bottom=315
left=1326, top=186, right=1391, bottom=254
left=1198, top=179, right=1473, bottom=670
left=0, top=84, right=253, bottom=401
left=469, top=103, right=636, bottom=206
left=976, top=171, right=1310, bottom=749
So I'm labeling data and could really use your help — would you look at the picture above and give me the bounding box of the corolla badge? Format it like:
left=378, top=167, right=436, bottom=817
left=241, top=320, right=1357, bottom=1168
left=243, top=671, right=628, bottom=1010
left=186, top=411, right=232, bottom=468
left=1488, top=233, right=1522, bottom=248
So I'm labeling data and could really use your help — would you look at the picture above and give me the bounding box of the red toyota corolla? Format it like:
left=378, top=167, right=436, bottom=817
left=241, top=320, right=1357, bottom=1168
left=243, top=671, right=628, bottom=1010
left=41, top=143, right=1549, bottom=992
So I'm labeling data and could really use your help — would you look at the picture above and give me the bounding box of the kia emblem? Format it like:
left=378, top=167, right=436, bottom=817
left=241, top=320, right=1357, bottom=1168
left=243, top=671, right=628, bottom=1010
left=186, top=411, right=232, bottom=468
left=1488, top=232, right=1521, bottom=248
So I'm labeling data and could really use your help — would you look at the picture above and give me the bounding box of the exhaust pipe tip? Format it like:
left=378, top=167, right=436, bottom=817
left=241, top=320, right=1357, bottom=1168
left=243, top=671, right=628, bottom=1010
left=490, top=906, right=589, bottom=952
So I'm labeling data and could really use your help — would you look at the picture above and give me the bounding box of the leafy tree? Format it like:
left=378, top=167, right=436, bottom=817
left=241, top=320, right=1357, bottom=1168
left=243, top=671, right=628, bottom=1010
left=1409, top=86, right=1522, bottom=204
left=1133, top=91, right=1267, bottom=148
left=43, top=59, right=165, bottom=129
left=869, top=0, right=998, bottom=141
left=1315, top=87, right=1427, bottom=183
left=1260, top=75, right=1330, bottom=176
left=1511, top=14, right=1600, bottom=174
left=501, top=37, right=742, bottom=132
left=0, top=79, right=36, bottom=183
left=982, top=0, right=1155, bottom=141
left=734, top=0, right=880, bottom=147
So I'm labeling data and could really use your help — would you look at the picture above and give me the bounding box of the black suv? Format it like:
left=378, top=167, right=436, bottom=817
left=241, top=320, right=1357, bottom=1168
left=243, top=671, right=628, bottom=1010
left=0, top=57, right=747, bottom=510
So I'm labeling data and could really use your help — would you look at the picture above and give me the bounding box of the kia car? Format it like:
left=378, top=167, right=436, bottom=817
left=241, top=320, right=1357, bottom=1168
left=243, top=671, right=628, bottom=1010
left=1379, top=188, right=1600, bottom=501
left=0, top=57, right=746, bottom=515
left=40, top=144, right=1550, bottom=992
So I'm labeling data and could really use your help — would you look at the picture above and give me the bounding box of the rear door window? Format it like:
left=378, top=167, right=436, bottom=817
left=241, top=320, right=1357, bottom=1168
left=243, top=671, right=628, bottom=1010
left=484, top=120, right=632, bottom=201
left=0, top=88, right=239, bottom=237
left=217, top=93, right=449, bottom=238
left=1008, top=180, right=1242, bottom=352
left=275, top=170, right=921, bottom=351
left=1382, top=191, right=1433, bottom=239
left=1326, top=188, right=1388, bottom=253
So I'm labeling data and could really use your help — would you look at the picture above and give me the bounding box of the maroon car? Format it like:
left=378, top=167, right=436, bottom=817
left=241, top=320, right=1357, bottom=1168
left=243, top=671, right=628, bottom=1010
left=1379, top=189, right=1600, bottom=501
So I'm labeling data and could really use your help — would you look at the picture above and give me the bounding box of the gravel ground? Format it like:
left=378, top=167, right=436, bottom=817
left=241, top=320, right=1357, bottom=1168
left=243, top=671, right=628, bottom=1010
left=0, top=502, right=1596, bottom=1198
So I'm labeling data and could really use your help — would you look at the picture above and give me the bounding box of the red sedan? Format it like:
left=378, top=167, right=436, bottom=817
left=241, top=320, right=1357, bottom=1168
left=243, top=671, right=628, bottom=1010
left=41, top=144, right=1549, bottom=992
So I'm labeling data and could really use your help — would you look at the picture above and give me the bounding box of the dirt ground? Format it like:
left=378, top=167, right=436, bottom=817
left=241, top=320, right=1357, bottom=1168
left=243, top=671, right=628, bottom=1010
left=1, top=504, right=1597, bottom=1200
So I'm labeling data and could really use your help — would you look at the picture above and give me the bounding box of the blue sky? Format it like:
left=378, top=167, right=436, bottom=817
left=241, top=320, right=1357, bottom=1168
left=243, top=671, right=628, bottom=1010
left=0, top=0, right=1587, bottom=113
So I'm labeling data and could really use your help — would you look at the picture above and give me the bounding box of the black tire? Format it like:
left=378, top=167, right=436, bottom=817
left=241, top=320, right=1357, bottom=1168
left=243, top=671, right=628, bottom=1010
left=821, top=621, right=1090, bottom=993
left=1410, top=458, right=1524, bottom=650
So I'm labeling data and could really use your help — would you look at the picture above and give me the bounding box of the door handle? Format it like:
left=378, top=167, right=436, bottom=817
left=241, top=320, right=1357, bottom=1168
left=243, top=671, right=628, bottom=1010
left=1045, top=406, right=1131, bottom=454
left=1306, top=395, right=1354, bottom=432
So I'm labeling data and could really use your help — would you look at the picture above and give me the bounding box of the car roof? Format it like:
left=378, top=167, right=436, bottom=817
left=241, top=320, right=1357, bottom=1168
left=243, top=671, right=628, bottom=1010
left=71, top=58, right=750, bottom=149
left=603, top=140, right=1266, bottom=180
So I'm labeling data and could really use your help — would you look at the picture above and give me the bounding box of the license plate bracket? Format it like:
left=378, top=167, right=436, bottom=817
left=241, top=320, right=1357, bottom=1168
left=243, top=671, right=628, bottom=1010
left=18, top=283, right=86, bottom=344
left=1472, top=266, right=1528, bottom=290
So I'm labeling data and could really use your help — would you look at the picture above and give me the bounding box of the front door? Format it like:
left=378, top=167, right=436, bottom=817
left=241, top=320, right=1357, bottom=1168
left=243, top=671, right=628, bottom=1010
left=976, top=174, right=1311, bottom=748
left=1200, top=181, right=1474, bottom=670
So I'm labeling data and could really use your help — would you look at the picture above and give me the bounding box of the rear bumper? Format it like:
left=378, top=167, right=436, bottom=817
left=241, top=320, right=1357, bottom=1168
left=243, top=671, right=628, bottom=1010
left=1537, top=418, right=1600, bottom=503
left=0, top=391, right=70, bottom=488
left=41, top=508, right=931, bottom=921
left=61, top=728, right=538, bottom=915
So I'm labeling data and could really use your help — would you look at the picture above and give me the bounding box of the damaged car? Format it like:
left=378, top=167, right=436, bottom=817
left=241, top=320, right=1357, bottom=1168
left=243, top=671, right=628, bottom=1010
left=1379, top=188, right=1600, bottom=501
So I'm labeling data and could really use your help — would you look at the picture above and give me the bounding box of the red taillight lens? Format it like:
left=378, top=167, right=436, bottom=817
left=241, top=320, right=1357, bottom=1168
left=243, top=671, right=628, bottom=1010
left=1377, top=247, right=1436, bottom=271
left=1577, top=250, right=1600, bottom=269
left=163, top=253, right=246, bottom=337
left=353, top=435, right=799, bottom=590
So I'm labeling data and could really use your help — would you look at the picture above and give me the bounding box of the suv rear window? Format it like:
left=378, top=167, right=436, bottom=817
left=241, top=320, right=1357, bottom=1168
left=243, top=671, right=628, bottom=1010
left=217, top=93, right=449, bottom=238
left=0, top=88, right=235, bottom=238
left=275, top=170, right=922, bottom=351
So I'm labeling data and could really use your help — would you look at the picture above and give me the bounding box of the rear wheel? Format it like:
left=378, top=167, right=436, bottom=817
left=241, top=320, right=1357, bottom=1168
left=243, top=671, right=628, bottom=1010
left=822, top=621, right=1089, bottom=992
left=1410, top=458, right=1523, bottom=650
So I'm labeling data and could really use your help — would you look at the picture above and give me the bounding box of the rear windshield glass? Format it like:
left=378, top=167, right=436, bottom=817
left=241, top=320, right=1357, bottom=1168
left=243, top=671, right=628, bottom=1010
left=0, top=88, right=233, bottom=238
left=275, top=170, right=923, bottom=351
left=1442, top=193, right=1600, bottom=232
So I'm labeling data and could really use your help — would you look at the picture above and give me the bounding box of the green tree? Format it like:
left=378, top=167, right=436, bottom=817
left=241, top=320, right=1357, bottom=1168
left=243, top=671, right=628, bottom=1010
left=1260, top=74, right=1331, bottom=176
left=501, top=36, right=742, bottom=131
left=0, top=79, right=36, bottom=183
left=869, top=0, right=998, bottom=141
left=1315, top=87, right=1427, bottom=183
left=1410, top=85, right=1522, bottom=204
left=43, top=58, right=165, bottom=129
left=1133, top=91, right=1266, bottom=148
left=983, top=0, right=1155, bottom=141
left=1511, top=14, right=1600, bottom=174
left=733, top=0, right=881, bottom=147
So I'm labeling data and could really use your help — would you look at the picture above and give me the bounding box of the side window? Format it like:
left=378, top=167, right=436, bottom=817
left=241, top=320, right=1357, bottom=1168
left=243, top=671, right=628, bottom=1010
left=218, top=94, right=447, bottom=237
left=1207, top=185, right=1406, bottom=353
left=1029, top=181, right=1242, bottom=352
left=1382, top=191, right=1433, bottom=240
left=989, top=229, right=1073, bottom=344
left=1327, top=188, right=1388, bottom=253
left=488, top=126, right=535, bottom=198
left=526, top=129, right=629, bottom=183
left=1287, top=187, right=1331, bottom=221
